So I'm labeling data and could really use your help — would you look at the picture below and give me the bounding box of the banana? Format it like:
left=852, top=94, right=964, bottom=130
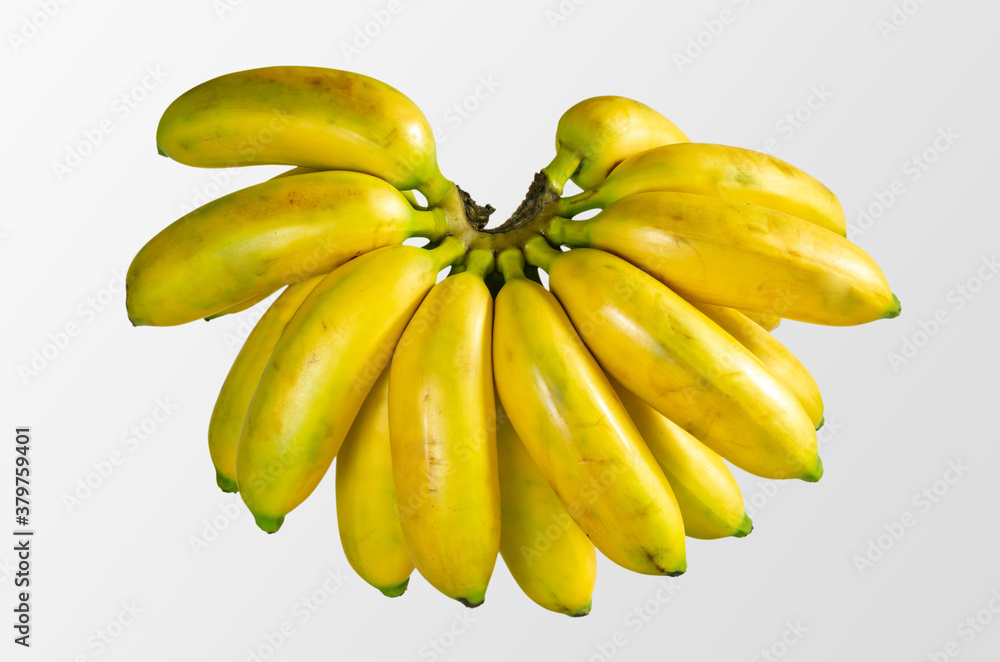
left=522, top=237, right=821, bottom=481
left=496, top=403, right=596, bottom=616
left=609, top=378, right=751, bottom=540
left=203, top=290, right=276, bottom=321
left=691, top=303, right=824, bottom=428
left=208, top=275, right=324, bottom=493
left=740, top=309, right=781, bottom=331
left=236, top=238, right=465, bottom=533
left=126, top=170, right=447, bottom=326
left=492, top=248, right=686, bottom=576
left=547, top=192, right=900, bottom=326
left=389, top=250, right=500, bottom=607
left=274, top=166, right=426, bottom=209
left=336, top=367, right=414, bottom=598
left=558, top=143, right=847, bottom=236
left=156, top=66, right=453, bottom=204
left=543, top=96, right=688, bottom=193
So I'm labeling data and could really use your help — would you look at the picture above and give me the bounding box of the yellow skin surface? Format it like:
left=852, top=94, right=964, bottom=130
left=693, top=303, right=825, bottom=428
left=610, top=379, right=751, bottom=540
left=156, top=66, right=452, bottom=203
left=496, top=404, right=596, bottom=616
left=549, top=192, right=899, bottom=326
left=740, top=309, right=781, bottom=331
left=336, top=368, right=414, bottom=598
left=560, top=143, right=847, bottom=236
left=493, top=255, right=686, bottom=576
left=204, top=289, right=275, bottom=321
left=544, top=96, right=689, bottom=193
left=126, top=170, right=446, bottom=326
left=236, top=239, right=464, bottom=532
left=208, top=275, right=324, bottom=493
left=530, top=244, right=821, bottom=481
left=389, top=257, right=500, bottom=607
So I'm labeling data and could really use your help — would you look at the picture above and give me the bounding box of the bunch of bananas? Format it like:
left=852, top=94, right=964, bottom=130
left=128, top=66, right=899, bottom=615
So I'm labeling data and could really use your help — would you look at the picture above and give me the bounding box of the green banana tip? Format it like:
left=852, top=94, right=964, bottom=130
left=884, top=293, right=902, bottom=319
left=567, top=601, right=592, bottom=617
left=457, top=596, right=485, bottom=609
left=733, top=513, right=754, bottom=538
left=815, top=415, right=825, bottom=431
left=252, top=513, right=285, bottom=534
left=801, top=457, right=824, bottom=483
left=215, top=472, right=238, bottom=494
left=156, top=144, right=167, bottom=157
left=378, top=578, right=410, bottom=598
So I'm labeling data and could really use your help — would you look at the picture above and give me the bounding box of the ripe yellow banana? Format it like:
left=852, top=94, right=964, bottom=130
left=496, top=403, right=596, bottom=616
left=389, top=250, right=500, bottom=607
left=336, top=367, right=414, bottom=598
left=126, top=170, right=447, bottom=326
left=692, top=303, right=824, bottom=428
left=740, top=309, right=781, bottom=331
left=547, top=192, right=900, bottom=326
left=609, top=378, right=751, bottom=540
left=203, top=290, right=276, bottom=321
left=236, top=238, right=465, bottom=533
left=543, top=96, right=688, bottom=193
left=523, top=237, right=821, bottom=481
left=156, top=66, right=453, bottom=204
left=559, top=143, right=847, bottom=236
left=492, top=248, right=686, bottom=576
left=208, top=275, right=324, bottom=493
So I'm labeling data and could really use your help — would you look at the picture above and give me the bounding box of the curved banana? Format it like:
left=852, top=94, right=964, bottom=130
left=336, top=367, right=414, bottom=598
left=274, top=165, right=426, bottom=209
left=208, top=275, right=324, bottom=493
left=547, top=192, right=900, bottom=326
left=740, top=309, right=781, bottom=331
left=236, top=238, right=465, bottom=533
left=492, top=248, right=686, bottom=576
left=559, top=143, right=846, bottom=236
left=496, top=403, right=596, bottom=616
left=156, top=66, right=453, bottom=203
left=692, top=303, right=824, bottom=428
left=543, top=96, right=688, bottom=193
left=389, top=250, right=500, bottom=607
left=203, top=290, right=276, bottom=321
left=523, top=237, right=821, bottom=481
left=609, top=378, right=751, bottom=540
left=126, top=170, right=447, bottom=326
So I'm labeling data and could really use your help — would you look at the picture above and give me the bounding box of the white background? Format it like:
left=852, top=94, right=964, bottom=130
left=3, top=0, right=1000, bottom=660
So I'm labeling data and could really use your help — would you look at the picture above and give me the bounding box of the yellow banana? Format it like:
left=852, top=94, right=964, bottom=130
left=274, top=165, right=426, bottom=209
left=335, top=367, right=414, bottom=598
left=740, top=309, right=781, bottom=331
left=496, top=403, right=596, bottom=616
left=236, top=238, right=465, bottom=533
left=547, top=192, right=900, bottom=326
left=559, top=143, right=847, bottom=236
left=609, top=378, right=751, bottom=540
left=523, top=237, right=821, bottom=481
left=492, top=248, right=686, bottom=576
left=389, top=250, right=500, bottom=607
left=208, top=275, right=324, bottom=493
left=156, top=66, right=453, bottom=204
left=203, top=290, right=276, bottom=321
left=543, top=96, right=688, bottom=193
left=692, top=303, right=824, bottom=428
left=126, top=170, right=446, bottom=326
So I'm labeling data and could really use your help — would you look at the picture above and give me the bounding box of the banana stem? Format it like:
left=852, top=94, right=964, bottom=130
left=522, top=235, right=562, bottom=272
left=541, top=148, right=582, bottom=196
left=421, top=174, right=457, bottom=207
left=429, top=236, right=467, bottom=269
left=557, top=188, right=599, bottom=217
left=463, top=249, right=495, bottom=279
left=545, top=216, right=589, bottom=247
left=496, top=248, right=526, bottom=282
